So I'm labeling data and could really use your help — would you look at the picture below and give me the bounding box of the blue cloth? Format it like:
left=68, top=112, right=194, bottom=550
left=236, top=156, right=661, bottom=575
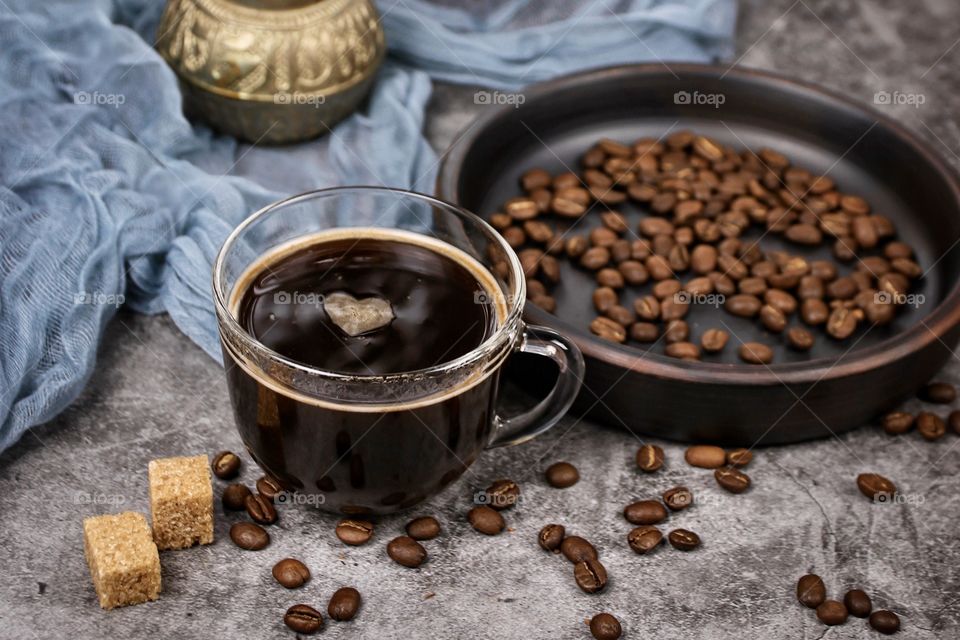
left=0, top=0, right=736, bottom=452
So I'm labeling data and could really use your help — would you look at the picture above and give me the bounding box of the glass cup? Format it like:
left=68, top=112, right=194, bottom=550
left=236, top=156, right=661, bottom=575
left=213, top=187, right=584, bottom=514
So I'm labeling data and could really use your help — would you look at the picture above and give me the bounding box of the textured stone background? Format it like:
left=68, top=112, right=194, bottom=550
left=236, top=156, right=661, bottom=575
left=2, top=1, right=960, bottom=638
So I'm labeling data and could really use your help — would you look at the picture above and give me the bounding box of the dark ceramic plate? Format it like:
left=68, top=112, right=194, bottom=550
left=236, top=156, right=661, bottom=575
left=438, top=64, right=960, bottom=446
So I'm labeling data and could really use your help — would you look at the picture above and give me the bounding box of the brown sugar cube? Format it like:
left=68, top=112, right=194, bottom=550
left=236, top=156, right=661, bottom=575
left=148, top=455, right=214, bottom=550
left=83, top=512, right=161, bottom=609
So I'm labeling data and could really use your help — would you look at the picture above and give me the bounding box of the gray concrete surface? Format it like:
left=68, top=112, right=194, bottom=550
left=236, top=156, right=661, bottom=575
left=2, top=1, right=960, bottom=638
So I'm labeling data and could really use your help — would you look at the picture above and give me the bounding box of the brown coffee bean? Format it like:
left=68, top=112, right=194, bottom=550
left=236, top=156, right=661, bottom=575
left=273, top=558, right=310, bottom=589
left=652, top=278, right=682, bottom=299
left=581, top=247, right=611, bottom=270
left=759, top=304, right=787, bottom=333
left=545, top=462, right=580, bottom=488
left=919, top=382, right=956, bottom=404
left=284, top=604, right=323, bottom=634
left=826, top=308, right=859, bottom=339
left=950, top=410, right=960, bottom=435
left=634, top=295, right=661, bottom=321
left=797, top=574, right=826, bottom=608
left=627, top=525, right=663, bottom=554
left=505, top=197, right=539, bottom=220
left=566, top=235, right=588, bottom=258
left=869, top=610, right=901, bottom=635
left=739, top=342, right=773, bottom=364
left=623, top=499, right=668, bottom=525
left=667, top=528, right=700, bottom=551
left=844, top=589, right=872, bottom=618
left=685, top=445, right=726, bottom=468
left=490, top=212, right=512, bottom=230
left=574, top=558, right=608, bottom=593
left=882, top=411, right=914, bottom=435
left=601, top=211, right=629, bottom=233
left=552, top=194, right=588, bottom=218
left=664, top=341, right=700, bottom=360
left=663, top=486, right=693, bottom=511
left=230, top=521, right=269, bottom=550
left=739, top=276, right=767, bottom=297
left=591, top=316, right=626, bottom=343
left=786, top=327, right=814, bottom=351
left=917, top=411, right=946, bottom=441
left=646, top=255, right=674, bottom=280
left=726, top=294, right=762, bottom=318
left=636, top=444, right=664, bottom=472
left=700, top=328, right=729, bottom=353
left=630, top=322, right=659, bottom=343
left=256, top=475, right=282, bottom=501
left=663, top=319, right=689, bottom=344
left=589, top=612, right=622, bottom=640
left=591, top=227, right=619, bottom=248
left=553, top=172, right=581, bottom=190
left=211, top=451, right=241, bottom=480
left=501, top=227, right=526, bottom=249
left=892, top=257, right=922, bottom=278
left=485, top=479, right=520, bottom=510
left=245, top=492, right=278, bottom=525
left=532, top=294, right=556, bottom=313
left=468, top=506, right=505, bottom=535
left=597, top=268, right=625, bottom=289
left=328, top=587, right=362, bottom=621
left=726, top=448, right=753, bottom=467
left=764, top=288, right=798, bottom=314
left=714, top=466, right=751, bottom=493
left=336, top=519, right=374, bottom=546
left=660, top=297, right=689, bottom=321
left=222, top=483, right=252, bottom=511
left=521, top=168, right=551, bottom=192
left=801, top=298, right=829, bottom=325
left=386, top=536, right=427, bottom=567
left=405, top=516, right=441, bottom=541
left=560, top=535, right=598, bottom=564
left=538, top=524, right=565, bottom=552
left=856, top=473, right=896, bottom=502
left=817, top=600, right=848, bottom=626
left=593, top=287, right=618, bottom=313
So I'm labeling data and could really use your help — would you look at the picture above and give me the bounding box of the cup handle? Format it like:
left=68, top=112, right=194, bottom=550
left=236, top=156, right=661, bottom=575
left=486, top=324, right=585, bottom=449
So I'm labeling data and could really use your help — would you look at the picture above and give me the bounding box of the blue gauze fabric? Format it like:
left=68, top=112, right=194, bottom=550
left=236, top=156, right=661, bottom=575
left=0, top=0, right=737, bottom=451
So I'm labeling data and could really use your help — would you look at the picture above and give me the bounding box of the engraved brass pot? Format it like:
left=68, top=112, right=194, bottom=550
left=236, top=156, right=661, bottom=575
left=156, top=0, right=385, bottom=144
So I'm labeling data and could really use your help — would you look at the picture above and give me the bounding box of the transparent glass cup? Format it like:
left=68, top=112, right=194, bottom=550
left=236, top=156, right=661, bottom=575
left=213, top=187, right=584, bottom=514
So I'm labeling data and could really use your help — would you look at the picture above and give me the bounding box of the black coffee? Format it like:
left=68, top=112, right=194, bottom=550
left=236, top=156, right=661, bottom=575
left=224, top=229, right=506, bottom=515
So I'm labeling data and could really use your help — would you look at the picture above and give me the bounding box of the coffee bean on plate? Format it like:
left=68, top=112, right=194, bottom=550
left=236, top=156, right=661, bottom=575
left=222, top=483, right=251, bottom=511
left=336, top=519, right=374, bottom=545
left=211, top=451, right=241, bottom=480
left=797, top=574, right=826, bottom=608
left=917, top=411, right=946, bottom=441
left=245, top=493, right=278, bottom=525
left=387, top=536, right=427, bottom=568
left=328, top=587, right=362, bottom=622
left=950, top=410, right=960, bottom=435
left=739, top=342, right=773, bottom=364
left=667, top=529, right=700, bottom=551
left=627, top=525, right=663, bottom=554
left=685, top=445, right=726, bottom=468
left=230, top=522, right=269, bottom=550
left=468, top=506, right=505, bottom=535
left=787, top=327, right=814, bottom=351
left=405, top=516, right=441, bottom=541
left=726, top=448, right=753, bottom=467
left=869, top=610, right=901, bottom=635
left=856, top=473, right=896, bottom=502
left=636, top=444, right=664, bottom=472
left=630, top=322, right=659, bottom=342
left=545, top=462, right=580, bottom=488
left=484, top=479, right=520, bottom=510
left=284, top=604, right=323, bottom=634
left=589, top=612, right=622, bottom=640
left=919, top=382, right=956, bottom=404
left=256, top=475, right=283, bottom=501
left=273, top=558, right=310, bottom=589
left=701, top=328, right=729, bottom=353
left=844, top=589, right=872, bottom=618
left=538, top=524, right=565, bottom=552
left=663, top=486, right=693, bottom=511
left=816, top=600, right=848, bottom=626
left=623, top=500, right=668, bottom=525
left=665, top=341, right=700, bottom=360
left=591, top=316, right=627, bottom=343
left=574, top=558, right=608, bottom=594
left=561, top=536, right=598, bottom=563
left=714, top=467, right=751, bottom=494
left=881, top=411, right=914, bottom=435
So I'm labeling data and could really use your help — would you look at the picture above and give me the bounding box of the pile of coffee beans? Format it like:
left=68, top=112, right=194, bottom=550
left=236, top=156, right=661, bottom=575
left=537, top=525, right=610, bottom=594
left=223, top=469, right=282, bottom=551
left=879, top=381, right=960, bottom=441
left=796, top=574, right=900, bottom=634
left=490, top=132, right=924, bottom=363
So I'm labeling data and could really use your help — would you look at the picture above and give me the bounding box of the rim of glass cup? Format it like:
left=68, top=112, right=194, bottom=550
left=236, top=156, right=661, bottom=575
left=212, top=186, right=527, bottom=386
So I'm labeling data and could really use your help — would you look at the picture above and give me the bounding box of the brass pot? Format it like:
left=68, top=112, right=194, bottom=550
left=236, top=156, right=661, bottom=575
left=156, top=0, right=386, bottom=144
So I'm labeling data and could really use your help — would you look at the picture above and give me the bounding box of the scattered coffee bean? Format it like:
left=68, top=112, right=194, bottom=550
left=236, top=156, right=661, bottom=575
left=714, top=467, right=751, bottom=494
left=335, top=519, right=374, bottom=546
left=726, top=448, right=753, bottom=467
left=844, top=589, right=872, bottom=618
left=545, top=462, right=580, bottom=488
left=627, top=525, right=663, bottom=554
left=797, top=574, right=826, bottom=608
left=881, top=411, right=914, bottom=435
left=405, top=516, right=441, bottom=541
left=667, top=529, right=700, bottom=551
left=245, top=492, right=278, bottom=525
left=328, top=587, right=362, bottom=622
left=816, top=600, right=848, bottom=625
left=284, top=604, right=323, bottom=634
left=574, top=558, right=608, bottom=594
left=636, top=444, right=664, bottom=472
left=869, top=610, right=901, bottom=635
left=561, top=536, right=598, bottom=563
left=211, top=451, right=241, bottom=480
left=856, top=473, right=896, bottom=502
left=272, top=558, right=310, bottom=589
left=701, top=328, right=729, bottom=353
left=538, top=524, right=565, bottom=552
left=222, top=483, right=251, bottom=511
left=950, top=410, right=960, bottom=435
left=589, top=612, right=622, bottom=640
left=386, top=536, right=427, bottom=568
left=917, top=411, right=946, bottom=441
left=685, top=445, right=726, bottom=469
left=256, top=475, right=282, bottom=501
left=787, top=327, right=814, bottom=351
left=485, top=479, right=521, bottom=510
left=229, top=521, right=269, bottom=550
left=739, top=342, right=773, bottom=364
left=468, top=506, right=505, bottom=535
left=663, top=486, right=693, bottom=511
left=920, top=382, right=956, bottom=404
left=623, top=500, right=668, bottom=525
